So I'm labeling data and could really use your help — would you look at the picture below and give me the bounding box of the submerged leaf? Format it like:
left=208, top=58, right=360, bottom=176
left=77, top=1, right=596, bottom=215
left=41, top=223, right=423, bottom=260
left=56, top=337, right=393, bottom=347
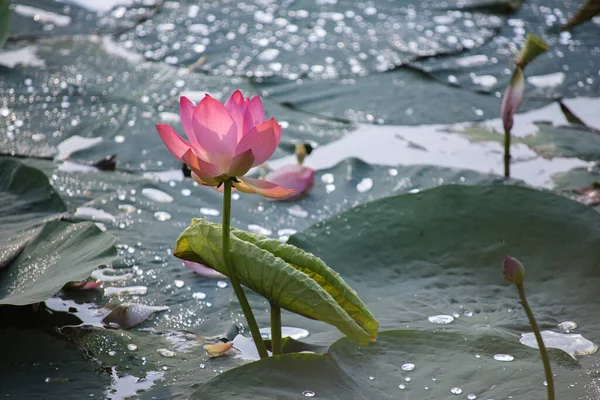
left=174, top=219, right=378, bottom=345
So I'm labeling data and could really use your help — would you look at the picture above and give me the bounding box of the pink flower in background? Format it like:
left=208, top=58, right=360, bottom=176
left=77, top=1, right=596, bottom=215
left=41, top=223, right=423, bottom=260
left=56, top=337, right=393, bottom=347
left=264, top=164, right=315, bottom=201
left=182, top=260, right=226, bottom=279
left=503, top=255, right=525, bottom=285
left=156, top=91, right=295, bottom=199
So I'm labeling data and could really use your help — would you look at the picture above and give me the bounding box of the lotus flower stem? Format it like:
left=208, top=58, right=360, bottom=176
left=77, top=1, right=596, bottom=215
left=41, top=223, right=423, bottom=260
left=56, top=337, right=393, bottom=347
left=222, top=179, right=269, bottom=359
left=504, top=128, right=511, bottom=177
left=270, top=302, right=283, bottom=355
left=516, top=283, right=555, bottom=400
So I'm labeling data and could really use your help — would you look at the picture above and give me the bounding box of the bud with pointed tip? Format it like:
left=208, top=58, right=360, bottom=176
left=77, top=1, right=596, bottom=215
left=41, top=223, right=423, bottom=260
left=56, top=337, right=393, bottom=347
left=516, top=34, right=549, bottom=68
left=501, top=66, right=525, bottom=135
left=503, top=255, right=526, bottom=285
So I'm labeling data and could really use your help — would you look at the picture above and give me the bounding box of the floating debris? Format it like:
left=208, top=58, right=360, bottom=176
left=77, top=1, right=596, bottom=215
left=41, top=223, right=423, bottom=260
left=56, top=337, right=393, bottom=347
left=102, top=303, right=169, bottom=330
left=204, top=342, right=234, bottom=358
left=493, top=354, right=515, bottom=362
left=104, top=286, right=148, bottom=297
left=91, top=268, right=135, bottom=283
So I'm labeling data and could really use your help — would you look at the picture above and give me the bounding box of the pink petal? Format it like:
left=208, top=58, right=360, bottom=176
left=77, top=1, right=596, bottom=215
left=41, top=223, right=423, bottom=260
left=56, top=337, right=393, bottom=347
left=65, top=281, right=103, bottom=290
left=156, top=124, right=191, bottom=161
left=264, top=164, right=315, bottom=201
left=501, top=67, right=524, bottom=134
left=227, top=149, right=255, bottom=177
left=235, top=176, right=295, bottom=199
left=242, top=95, right=266, bottom=134
left=182, top=149, right=223, bottom=181
left=191, top=172, right=220, bottom=187
left=233, top=118, right=281, bottom=167
left=192, top=95, right=238, bottom=169
left=182, top=260, right=227, bottom=278
left=225, top=90, right=247, bottom=142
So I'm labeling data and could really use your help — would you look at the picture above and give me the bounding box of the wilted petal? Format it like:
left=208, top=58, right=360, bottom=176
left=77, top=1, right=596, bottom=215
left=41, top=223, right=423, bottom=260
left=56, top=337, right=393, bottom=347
left=501, top=67, right=524, bottom=134
left=234, top=118, right=281, bottom=167
left=225, top=90, right=247, bottom=141
left=181, top=149, right=222, bottom=176
left=227, top=149, right=255, bottom=177
left=235, top=176, right=295, bottom=199
left=182, top=260, right=227, bottom=278
left=102, top=303, right=169, bottom=330
left=264, top=164, right=315, bottom=201
left=192, top=95, right=238, bottom=169
left=156, top=124, right=191, bottom=161
left=204, top=342, right=234, bottom=358
left=243, top=95, right=266, bottom=134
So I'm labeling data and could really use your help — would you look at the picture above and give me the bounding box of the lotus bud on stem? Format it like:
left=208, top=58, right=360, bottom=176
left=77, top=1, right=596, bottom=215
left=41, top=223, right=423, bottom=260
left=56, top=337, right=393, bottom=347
left=503, top=256, right=555, bottom=400
left=501, top=34, right=548, bottom=177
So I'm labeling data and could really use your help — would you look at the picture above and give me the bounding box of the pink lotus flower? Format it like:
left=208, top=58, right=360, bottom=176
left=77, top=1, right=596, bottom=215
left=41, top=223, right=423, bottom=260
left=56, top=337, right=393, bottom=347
left=264, top=164, right=315, bottom=201
left=182, top=260, right=227, bottom=279
left=156, top=91, right=295, bottom=199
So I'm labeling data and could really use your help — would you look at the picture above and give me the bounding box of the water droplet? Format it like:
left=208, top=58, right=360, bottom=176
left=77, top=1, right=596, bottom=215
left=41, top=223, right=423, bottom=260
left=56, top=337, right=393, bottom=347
left=108, top=351, right=117, bottom=356
left=142, top=188, right=174, bottom=203
left=302, top=390, right=315, bottom=397
left=248, top=224, right=272, bottom=236
left=217, top=281, right=228, bottom=288
left=401, top=363, right=415, bottom=371
left=157, top=349, right=176, bottom=357
left=404, top=377, right=411, bottom=382
left=174, top=280, right=185, bottom=288
left=398, top=384, right=406, bottom=390
left=260, top=327, right=310, bottom=340
left=493, top=354, right=514, bottom=362
left=450, top=387, right=463, bottom=395
left=127, top=344, right=138, bottom=351
left=200, top=207, right=220, bottom=216
left=321, top=173, right=334, bottom=184
left=288, top=205, right=309, bottom=218
left=558, top=321, right=577, bottom=331
left=464, top=311, right=473, bottom=317
left=428, top=315, right=454, bottom=324
left=192, top=292, right=207, bottom=300
left=388, top=168, right=398, bottom=176
left=356, top=178, right=373, bottom=193
left=467, top=394, right=477, bottom=400
left=181, top=188, right=191, bottom=196
left=154, top=211, right=172, bottom=221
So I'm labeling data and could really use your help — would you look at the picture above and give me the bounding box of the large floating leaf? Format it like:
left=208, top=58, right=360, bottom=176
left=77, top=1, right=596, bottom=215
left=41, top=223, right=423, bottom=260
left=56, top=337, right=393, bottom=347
left=174, top=219, right=378, bottom=345
left=0, top=158, right=66, bottom=267
left=191, top=329, right=581, bottom=399
left=286, top=185, right=600, bottom=337
left=0, top=220, right=117, bottom=305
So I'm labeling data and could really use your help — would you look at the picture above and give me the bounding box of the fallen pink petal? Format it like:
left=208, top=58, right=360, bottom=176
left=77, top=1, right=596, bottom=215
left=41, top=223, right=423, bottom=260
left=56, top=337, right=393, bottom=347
left=264, top=164, right=315, bottom=201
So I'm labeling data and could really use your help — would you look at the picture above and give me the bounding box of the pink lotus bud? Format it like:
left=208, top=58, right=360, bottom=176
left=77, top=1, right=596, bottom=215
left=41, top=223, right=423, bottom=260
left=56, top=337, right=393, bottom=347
left=501, top=66, right=525, bottom=134
left=264, top=164, right=315, bottom=201
left=503, top=255, right=525, bottom=285
left=156, top=91, right=295, bottom=199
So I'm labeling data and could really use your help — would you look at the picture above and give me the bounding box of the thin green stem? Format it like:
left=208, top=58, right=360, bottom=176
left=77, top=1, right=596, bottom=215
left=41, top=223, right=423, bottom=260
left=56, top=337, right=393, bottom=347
left=504, top=128, right=511, bottom=178
left=222, top=179, right=269, bottom=359
left=517, top=283, right=555, bottom=400
left=270, top=302, right=282, bottom=356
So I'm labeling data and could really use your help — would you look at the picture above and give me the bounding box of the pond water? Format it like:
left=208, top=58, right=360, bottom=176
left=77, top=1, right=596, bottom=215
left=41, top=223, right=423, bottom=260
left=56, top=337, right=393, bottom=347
left=1, top=0, right=599, bottom=399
